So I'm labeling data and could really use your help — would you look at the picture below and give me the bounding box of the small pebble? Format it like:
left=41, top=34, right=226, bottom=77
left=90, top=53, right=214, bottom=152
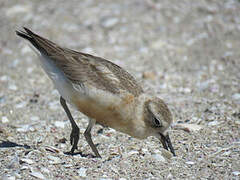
left=102, top=17, right=119, bottom=28
left=179, top=87, right=191, bottom=93
left=63, top=164, right=73, bottom=168
left=222, top=151, right=231, bottom=156
left=167, top=173, right=173, bottom=179
left=54, top=121, right=66, bottom=128
left=49, top=101, right=59, bottom=111
left=142, top=72, right=156, bottom=80
left=6, top=5, right=32, bottom=17
left=20, top=158, right=34, bottom=164
left=59, top=143, right=66, bottom=149
left=47, top=155, right=61, bottom=164
left=161, top=149, right=173, bottom=159
left=41, top=167, right=50, bottom=174
left=30, top=171, right=45, bottom=180
left=8, top=84, right=18, bottom=91
left=8, top=154, right=19, bottom=169
left=128, top=150, right=139, bottom=156
left=15, top=102, right=27, bottom=109
left=81, top=47, right=94, bottom=54
left=235, top=120, right=240, bottom=125
left=152, top=154, right=166, bottom=162
left=27, top=67, right=33, bottom=74
left=185, top=161, right=195, bottom=165
left=78, top=167, right=87, bottom=177
left=232, top=93, right=240, bottom=100
left=0, top=75, right=8, bottom=81
left=172, top=123, right=203, bottom=132
left=208, top=121, right=220, bottom=126
left=16, top=124, right=34, bottom=132
left=20, top=165, right=29, bottom=170
left=58, top=137, right=67, bottom=143
left=2, top=116, right=9, bottom=123
left=45, top=145, right=60, bottom=153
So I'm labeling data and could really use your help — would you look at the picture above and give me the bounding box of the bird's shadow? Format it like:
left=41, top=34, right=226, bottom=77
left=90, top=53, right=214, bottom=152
left=0, top=140, right=31, bottom=149
left=0, top=140, right=99, bottom=158
left=63, top=151, right=99, bottom=158
left=63, top=143, right=101, bottom=158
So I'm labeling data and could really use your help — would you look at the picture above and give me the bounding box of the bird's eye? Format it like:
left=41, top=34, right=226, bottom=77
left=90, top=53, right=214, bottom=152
left=154, top=117, right=162, bottom=127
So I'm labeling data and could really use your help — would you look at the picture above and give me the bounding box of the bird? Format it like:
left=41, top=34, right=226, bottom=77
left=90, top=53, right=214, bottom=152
left=16, top=27, right=175, bottom=158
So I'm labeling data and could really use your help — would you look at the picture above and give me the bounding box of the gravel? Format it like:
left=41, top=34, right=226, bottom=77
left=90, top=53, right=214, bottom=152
left=1, top=0, right=240, bottom=179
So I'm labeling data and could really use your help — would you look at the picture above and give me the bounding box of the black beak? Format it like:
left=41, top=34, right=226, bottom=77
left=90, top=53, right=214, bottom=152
left=159, top=133, right=176, bottom=156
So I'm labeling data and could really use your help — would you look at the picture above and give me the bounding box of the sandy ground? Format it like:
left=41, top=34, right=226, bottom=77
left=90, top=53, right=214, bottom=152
left=0, top=0, right=240, bottom=179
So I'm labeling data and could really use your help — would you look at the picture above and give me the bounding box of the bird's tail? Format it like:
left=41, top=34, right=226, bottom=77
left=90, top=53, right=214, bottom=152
left=16, top=27, right=60, bottom=55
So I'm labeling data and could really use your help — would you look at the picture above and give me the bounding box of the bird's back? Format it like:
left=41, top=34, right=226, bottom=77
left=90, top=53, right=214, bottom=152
left=16, top=28, right=144, bottom=129
left=16, top=28, right=143, bottom=97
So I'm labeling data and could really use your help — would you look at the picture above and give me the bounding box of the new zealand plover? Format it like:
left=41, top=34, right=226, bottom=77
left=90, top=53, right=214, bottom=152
left=16, top=27, right=175, bottom=157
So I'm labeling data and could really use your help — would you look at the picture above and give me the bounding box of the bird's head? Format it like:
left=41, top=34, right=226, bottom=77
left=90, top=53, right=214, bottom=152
left=143, top=97, right=175, bottom=156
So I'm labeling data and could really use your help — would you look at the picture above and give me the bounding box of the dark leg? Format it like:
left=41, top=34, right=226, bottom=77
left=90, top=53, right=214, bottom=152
left=60, top=96, right=79, bottom=154
left=84, top=119, right=101, bottom=158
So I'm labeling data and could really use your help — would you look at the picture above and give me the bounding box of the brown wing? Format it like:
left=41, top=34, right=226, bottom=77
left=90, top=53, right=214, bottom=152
left=50, top=52, right=144, bottom=96
left=16, top=27, right=144, bottom=96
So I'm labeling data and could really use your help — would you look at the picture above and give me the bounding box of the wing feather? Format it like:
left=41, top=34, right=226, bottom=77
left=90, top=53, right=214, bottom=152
left=16, top=27, right=144, bottom=96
